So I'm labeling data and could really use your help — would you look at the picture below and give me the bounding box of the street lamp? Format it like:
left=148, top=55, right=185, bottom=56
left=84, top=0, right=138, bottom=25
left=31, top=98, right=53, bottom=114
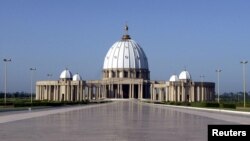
left=30, top=68, right=36, bottom=104
left=3, top=58, right=11, bottom=105
left=200, top=75, right=205, bottom=82
left=47, top=74, right=52, bottom=80
left=216, top=69, right=222, bottom=103
left=240, top=60, right=248, bottom=108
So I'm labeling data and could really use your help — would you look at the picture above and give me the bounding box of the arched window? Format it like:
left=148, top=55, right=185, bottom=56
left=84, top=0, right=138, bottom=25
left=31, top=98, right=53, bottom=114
left=124, top=71, right=128, bottom=78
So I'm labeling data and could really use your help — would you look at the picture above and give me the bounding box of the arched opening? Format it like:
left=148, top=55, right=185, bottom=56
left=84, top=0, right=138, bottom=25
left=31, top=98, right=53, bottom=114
left=123, top=84, right=129, bottom=98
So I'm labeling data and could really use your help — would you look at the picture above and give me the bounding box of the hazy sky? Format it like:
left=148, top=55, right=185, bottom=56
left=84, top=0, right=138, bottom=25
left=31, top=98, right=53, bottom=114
left=0, top=0, right=250, bottom=93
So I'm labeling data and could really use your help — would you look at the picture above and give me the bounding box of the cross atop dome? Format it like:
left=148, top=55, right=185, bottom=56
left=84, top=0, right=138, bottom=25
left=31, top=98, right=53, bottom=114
left=122, top=24, right=131, bottom=40
left=125, top=24, right=128, bottom=34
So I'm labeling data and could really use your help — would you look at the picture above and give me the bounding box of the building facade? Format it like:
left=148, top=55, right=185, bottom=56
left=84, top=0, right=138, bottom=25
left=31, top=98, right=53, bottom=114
left=36, top=26, right=215, bottom=102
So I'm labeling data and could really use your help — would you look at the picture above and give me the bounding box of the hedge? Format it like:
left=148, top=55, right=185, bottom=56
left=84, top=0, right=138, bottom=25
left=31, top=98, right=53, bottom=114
left=220, top=103, right=236, bottom=109
left=190, top=102, right=219, bottom=108
left=13, top=100, right=90, bottom=107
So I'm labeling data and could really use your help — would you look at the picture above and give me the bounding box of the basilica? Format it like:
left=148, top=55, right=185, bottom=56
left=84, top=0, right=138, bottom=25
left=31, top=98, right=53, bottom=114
left=36, top=26, right=215, bottom=102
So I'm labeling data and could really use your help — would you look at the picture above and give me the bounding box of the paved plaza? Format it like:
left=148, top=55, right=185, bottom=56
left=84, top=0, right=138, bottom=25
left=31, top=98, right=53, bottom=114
left=0, top=101, right=249, bottom=141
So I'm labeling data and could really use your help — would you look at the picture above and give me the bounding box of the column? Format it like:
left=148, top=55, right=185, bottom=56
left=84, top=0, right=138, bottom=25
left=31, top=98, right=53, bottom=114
left=171, top=86, right=174, bottom=101
left=39, top=86, right=42, bottom=100
left=105, top=85, right=107, bottom=98
left=49, top=86, right=51, bottom=101
left=169, top=86, right=172, bottom=101
left=96, top=86, right=98, bottom=99
left=104, top=85, right=107, bottom=98
left=201, top=86, right=204, bottom=102
left=95, top=86, right=97, bottom=100
left=42, top=86, right=44, bottom=100
left=191, top=86, right=195, bottom=102
left=80, top=84, right=82, bottom=101
left=159, top=88, right=162, bottom=101
left=182, top=86, right=185, bottom=102
left=41, top=86, right=44, bottom=100
left=53, top=85, right=56, bottom=101
left=129, top=84, right=132, bottom=98
left=177, top=86, right=180, bottom=102
left=95, top=86, right=98, bottom=100
left=132, top=84, right=134, bottom=98
left=77, top=85, right=79, bottom=101
left=101, top=85, right=103, bottom=98
left=120, top=84, right=123, bottom=98
left=140, top=84, right=143, bottom=99
left=204, top=87, right=207, bottom=101
left=57, top=85, right=59, bottom=101
left=117, top=84, right=120, bottom=98
left=138, top=84, right=141, bottom=99
left=153, top=88, right=156, bottom=101
left=71, top=86, right=74, bottom=101
left=99, top=86, right=101, bottom=99
left=98, top=86, right=100, bottom=99
left=45, top=85, right=47, bottom=100
left=150, top=84, right=153, bottom=100
left=50, top=86, right=53, bottom=101
left=64, top=85, right=67, bottom=101
left=38, top=86, right=40, bottom=100
left=197, top=86, right=200, bottom=102
left=89, top=86, right=92, bottom=100
left=67, top=84, right=71, bottom=101
left=83, top=86, right=85, bottom=101
left=86, top=86, right=89, bottom=100
left=47, top=85, right=50, bottom=100
left=165, top=87, right=168, bottom=101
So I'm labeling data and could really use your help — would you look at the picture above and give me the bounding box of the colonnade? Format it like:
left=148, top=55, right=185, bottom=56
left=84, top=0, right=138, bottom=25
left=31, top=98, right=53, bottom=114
left=36, top=80, right=151, bottom=101
left=104, top=83, right=146, bottom=99
left=36, top=80, right=214, bottom=102
left=36, top=81, right=106, bottom=101
left=151, top=82, right=215, bottom=102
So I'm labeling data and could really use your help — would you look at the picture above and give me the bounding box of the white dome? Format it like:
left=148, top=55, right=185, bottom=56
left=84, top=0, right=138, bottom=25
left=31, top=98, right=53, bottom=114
left=179, top=70, right=191, bottom=80
left=60, top=69, right=72, bottom=79
left=169, top=75, right=179, bottom=82
left=73, top=73, right=82, bottom=81
left=103, top=33, right=148, bottom=70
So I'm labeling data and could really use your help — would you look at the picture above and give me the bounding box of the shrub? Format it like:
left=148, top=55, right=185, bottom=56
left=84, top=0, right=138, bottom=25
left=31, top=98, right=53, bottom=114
left=169, top=101, right=176, bottom=105
left=191, top=102, right=206, bottom=107
left=191, top=102, right=219, bottom=108
left=175, top=102, right=182, bottom=105
left=0, top=102, right=13, bottom=106
left=220, top=103, right=236, bottom=109
left=206, top=102, right=220, bottom=108
left=12, top=99, right=105, bottom=107
left=154, top=101, right=163, bottom=104
left=14, top=102, right=31, bottom=107
left=181, top=102, right=191, bottom=106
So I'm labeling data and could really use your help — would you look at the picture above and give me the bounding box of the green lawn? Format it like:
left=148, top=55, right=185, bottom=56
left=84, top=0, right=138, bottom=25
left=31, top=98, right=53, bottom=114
left=145, top=100, right=250, bottom=112
left=0, top=98, right=111, bottom=112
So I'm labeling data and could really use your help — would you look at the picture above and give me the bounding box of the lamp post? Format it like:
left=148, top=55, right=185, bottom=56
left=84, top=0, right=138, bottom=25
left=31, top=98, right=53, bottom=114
left=200, top=75, right=205, bottom=82
left=47, top=74, right=52, bottom=80
left=240, top=61, right=248, bottom=108
left=30, top=68, right=36, bottom=104
left=3, top=58, right=11, bottom=105
left=216, top=69, right=222, bottom=103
